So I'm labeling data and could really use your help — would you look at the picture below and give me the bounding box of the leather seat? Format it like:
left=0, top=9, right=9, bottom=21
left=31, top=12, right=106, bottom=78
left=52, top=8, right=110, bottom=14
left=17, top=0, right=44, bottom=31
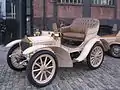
left=60, top=18, right=99, bottom=41
left=63, top=32, right=85, bottom=41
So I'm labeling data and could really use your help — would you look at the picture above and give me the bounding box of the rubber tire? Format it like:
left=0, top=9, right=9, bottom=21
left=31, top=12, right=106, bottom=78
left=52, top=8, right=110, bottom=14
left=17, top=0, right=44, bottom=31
left=87, top=43, right=104, bottom=70
left=26, top=50, right=58, bottom=87
left=7, top=44, right=26, bottom=71
left=109, top=45, right=120, bottom=58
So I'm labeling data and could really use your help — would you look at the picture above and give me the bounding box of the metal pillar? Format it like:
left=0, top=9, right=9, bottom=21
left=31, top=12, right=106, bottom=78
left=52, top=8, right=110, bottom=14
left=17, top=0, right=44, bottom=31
left=83, top=0, right=91, bottom=17
left=15, top=0, right=33, bottom=38
left=26, top=0, right=33, bottom=36
left=15, top=0, right=26, bottom=38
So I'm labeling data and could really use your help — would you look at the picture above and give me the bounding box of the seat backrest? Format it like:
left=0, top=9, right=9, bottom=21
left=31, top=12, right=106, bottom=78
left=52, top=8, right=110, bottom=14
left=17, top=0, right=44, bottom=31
left=70, top=18, right=99, bottom=34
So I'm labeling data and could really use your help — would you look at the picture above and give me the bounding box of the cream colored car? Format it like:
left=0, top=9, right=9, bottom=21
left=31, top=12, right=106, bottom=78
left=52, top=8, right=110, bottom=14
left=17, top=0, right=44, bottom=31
left=6, top=18, right=108, bottom=87
left=98, top=26, right=120, bottom=58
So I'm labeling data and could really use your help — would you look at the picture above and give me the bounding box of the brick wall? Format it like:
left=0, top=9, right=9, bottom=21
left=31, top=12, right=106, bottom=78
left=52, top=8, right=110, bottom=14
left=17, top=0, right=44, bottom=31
left=33, top=0, right=43, bottom=17
left=58, top=5, right=82, bottom=18
left=46, top=0, right=54, bottom=17
left=33, top=0, right=120, bottom=19
left=33, top=0, right=120, bottom=29
left=91, top=7, right=114, bottom=19
left=33, top=0, right=54, bottom=18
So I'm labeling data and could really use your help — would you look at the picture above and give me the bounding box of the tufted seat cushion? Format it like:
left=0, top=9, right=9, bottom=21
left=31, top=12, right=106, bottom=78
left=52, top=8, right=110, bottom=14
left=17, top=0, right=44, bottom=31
left=61, top=18, right=99, bottom=41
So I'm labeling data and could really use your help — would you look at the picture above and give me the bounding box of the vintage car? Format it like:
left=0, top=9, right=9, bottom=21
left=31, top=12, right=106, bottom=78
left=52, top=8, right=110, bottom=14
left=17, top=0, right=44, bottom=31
left=5, top=18, right=108, bottom=87
left=98, top=25, right=120, bottom=58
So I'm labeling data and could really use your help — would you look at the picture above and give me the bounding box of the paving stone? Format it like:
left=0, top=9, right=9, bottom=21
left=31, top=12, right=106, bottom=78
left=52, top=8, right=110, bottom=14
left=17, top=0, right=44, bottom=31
left=1, top=85, right=6, bottom=90
left=0, top=56, right=120, bottom=90
left=52, top=84, right=61, bottom=90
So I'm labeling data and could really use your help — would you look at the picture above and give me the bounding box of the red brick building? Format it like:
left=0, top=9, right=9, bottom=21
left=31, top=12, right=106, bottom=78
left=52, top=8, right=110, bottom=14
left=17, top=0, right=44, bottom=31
left=33, top=0, right=120, bottom=31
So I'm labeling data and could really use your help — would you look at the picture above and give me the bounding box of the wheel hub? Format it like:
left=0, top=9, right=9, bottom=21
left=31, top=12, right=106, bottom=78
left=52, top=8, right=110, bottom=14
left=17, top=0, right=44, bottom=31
left=40, top=65, right=46, bottom=72
left=114, top=48, right=120, bottom=53
left=95, top=53, right=99, bottom=58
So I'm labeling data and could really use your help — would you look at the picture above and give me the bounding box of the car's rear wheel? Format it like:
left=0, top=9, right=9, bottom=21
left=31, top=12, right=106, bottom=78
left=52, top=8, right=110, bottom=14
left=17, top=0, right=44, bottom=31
left=26, top=50, right=57, bottom=87
left=7, top=44, right=26, bottom=71
left=87, top=43, right=104, bottom=69
left=110, top=45, right=120, bottom=58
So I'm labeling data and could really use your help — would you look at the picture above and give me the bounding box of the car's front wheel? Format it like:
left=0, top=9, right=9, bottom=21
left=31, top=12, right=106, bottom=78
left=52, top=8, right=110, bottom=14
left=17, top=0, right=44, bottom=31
left=26, top=50, right=57, bottom=87
left=87, top=43, right=104, bottom=69
left=110, top=45, right=120, bottom=58
left=7, top=44, right=26, bottom=71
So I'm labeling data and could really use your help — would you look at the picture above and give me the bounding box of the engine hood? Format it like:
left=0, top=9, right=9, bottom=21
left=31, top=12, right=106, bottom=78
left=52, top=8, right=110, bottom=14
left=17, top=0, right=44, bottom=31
left=28, top=36, right=55, bottom=45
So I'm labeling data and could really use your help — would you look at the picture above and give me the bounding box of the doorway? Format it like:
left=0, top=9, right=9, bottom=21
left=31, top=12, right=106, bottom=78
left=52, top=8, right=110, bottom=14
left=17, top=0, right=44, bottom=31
left=5, top=0, right=17, bottom=44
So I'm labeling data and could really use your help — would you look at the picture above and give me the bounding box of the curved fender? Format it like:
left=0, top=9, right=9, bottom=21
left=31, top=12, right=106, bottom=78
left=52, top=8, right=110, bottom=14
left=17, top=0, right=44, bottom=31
left=100, top=39, right=110, bottom=51
left=23, top=46, right=73, bottom=67
left=109, top=42, right=120, bottom=46
left=23, top=45, right=54, bottom=55
left=5, top=40, right=21, bottom=48
left=75, top=38, right=100, bottom=62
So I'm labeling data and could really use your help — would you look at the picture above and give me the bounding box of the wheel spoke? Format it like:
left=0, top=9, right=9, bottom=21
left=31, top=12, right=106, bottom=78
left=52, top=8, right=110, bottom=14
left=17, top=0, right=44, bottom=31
left=44, top=72, right=47, bottom=80
left=46, top=66, right=54, bottom=69
left=35, top=71, right=42, bottom=79
left=93, top=59, right=97, bottom=65
left=40, top=57, right=43, bottom=65
left=9, top=53, right=17, bottom=57
left=91, top=53, right=95, bottom=57
left=93, top=56, right=100, bottom=65
left=90, top=56, right=94, bottom=59
left=44, top=56, right=48, bottom=65
left=35, top=63, right=41, bottom=67
left=46, top=60, right=52, bottom=66
left=91, top=60, right=95, bottom=65
left=17, top=64, right=24, bottom=68
left=91, top=58, right=94, bottom=63
left=46, top=70, right=51, bottom=75
left=98, top=52, right=102, bottom=55
left=33, top=69, right=41, bottom=72
left=11, top=59, right=17, bottom=64
left=40, top=72, right=44, bottom=81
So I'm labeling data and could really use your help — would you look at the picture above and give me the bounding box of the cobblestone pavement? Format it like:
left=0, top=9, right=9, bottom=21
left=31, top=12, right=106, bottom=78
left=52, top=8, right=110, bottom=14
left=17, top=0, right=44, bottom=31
left=0, top=56, right=120, bottom=90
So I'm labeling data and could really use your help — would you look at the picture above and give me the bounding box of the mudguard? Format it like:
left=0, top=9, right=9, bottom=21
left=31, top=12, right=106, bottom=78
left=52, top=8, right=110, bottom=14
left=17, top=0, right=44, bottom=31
left=23, top=45, right=73, bottom=67
left=109, top=42, right=120, bottom=46
left=75, top=38, right=101, bottom=62
left=22, top=45, right=54, bottom=55
left=100, top=39, right=110, bottom=51
left=5, top=40, right=21, bottom=48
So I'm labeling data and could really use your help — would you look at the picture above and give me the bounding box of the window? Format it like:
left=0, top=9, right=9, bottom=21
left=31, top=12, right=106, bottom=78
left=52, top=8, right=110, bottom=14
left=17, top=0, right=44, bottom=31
left=91, top=0, right=115, bottom=6
left=6, top=0, right=16, bottom=19
left=57, top=0, right=83, bottom=4
left=97, top=25, right=113, bottom=36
